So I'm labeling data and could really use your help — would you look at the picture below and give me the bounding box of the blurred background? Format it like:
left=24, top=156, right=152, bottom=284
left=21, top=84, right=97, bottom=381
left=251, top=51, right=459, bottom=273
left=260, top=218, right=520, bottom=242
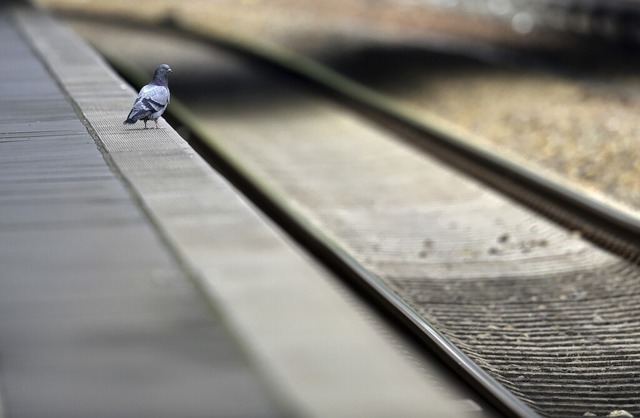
left=33, top=0, right=640, bottom=49
left=34, top=0, right=640, bottom=212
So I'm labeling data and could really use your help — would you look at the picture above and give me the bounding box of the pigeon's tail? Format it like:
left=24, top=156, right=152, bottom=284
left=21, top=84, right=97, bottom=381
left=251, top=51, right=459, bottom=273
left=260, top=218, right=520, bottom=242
left=124, top=109, right=140, bottom=124
left=124, top=108, right=144, bottom=124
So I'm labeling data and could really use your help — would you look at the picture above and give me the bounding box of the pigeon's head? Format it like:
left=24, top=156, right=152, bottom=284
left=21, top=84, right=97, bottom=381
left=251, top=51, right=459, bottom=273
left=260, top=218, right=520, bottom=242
left=153, top=64, right=172, bottom=81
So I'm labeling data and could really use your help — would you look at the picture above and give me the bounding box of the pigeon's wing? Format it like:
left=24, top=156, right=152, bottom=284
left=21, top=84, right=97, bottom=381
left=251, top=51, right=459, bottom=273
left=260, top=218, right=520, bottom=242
left=125, top=84, right=169, bottom=122
left=139, top=84, right=170, bottom=108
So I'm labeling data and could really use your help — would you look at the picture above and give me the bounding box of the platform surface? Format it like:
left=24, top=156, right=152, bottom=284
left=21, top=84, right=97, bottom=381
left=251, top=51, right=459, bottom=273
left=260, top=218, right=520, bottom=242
left=0, top=10, right=281, bottom=418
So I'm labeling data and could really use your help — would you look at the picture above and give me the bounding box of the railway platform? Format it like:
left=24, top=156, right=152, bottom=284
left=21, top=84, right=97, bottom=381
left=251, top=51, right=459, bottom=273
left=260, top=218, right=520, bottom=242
left=7, top=1, right=640, bottom=416
left=0, top=5, right=499, bottom=418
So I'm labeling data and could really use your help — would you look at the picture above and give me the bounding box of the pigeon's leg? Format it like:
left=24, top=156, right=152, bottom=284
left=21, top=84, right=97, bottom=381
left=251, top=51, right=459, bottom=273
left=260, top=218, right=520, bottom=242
left=154, top=119, right=159, bottom=129
left=143, top=120, right=148, bottom=129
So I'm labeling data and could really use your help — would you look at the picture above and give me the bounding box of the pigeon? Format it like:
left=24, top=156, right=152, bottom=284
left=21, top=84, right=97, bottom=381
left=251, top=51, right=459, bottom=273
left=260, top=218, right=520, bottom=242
left=124, top=64, right=172, bottom=129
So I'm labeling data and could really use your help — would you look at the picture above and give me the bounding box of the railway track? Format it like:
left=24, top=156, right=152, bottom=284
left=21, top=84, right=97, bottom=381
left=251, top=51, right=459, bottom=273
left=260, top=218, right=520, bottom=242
left=57, top=11, right=640, bottom=418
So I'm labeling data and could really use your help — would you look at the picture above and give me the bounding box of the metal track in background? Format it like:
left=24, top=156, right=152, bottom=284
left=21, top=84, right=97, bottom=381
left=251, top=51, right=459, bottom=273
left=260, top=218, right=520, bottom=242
left=193, top=22, right=640, bottom=261
left=58, top=11, right=640, bottom=418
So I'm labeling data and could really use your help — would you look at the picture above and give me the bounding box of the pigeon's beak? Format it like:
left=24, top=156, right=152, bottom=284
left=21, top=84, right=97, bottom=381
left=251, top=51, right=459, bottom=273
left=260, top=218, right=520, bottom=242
left=168, top=68, right=173, bottom=73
